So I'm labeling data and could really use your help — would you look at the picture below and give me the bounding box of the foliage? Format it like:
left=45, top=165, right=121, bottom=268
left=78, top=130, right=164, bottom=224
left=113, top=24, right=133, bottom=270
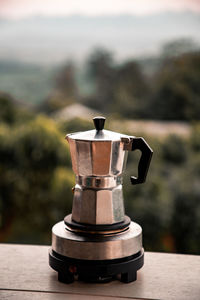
left=161, top=134, right=188, bottom=164
left=58, top=117, right=93, bottom=134
left=82, top=47, right=200, bottom=121
left=0, top=92, right=17, bottom=124
left=151, top=52, right=200, bottom=120
left=85, top=48, right=115, bottom=111
left=1, top=43, right=200, bottom=254
left=0, top=95, right=200, bottom=254
left=190, top=123, right=200, bottom=151
left=1, top=43, right=200, bottom=121
left=113, top=61, right=150, bottom=118
left=122, top=130, right=200, bottom=253
left=161, top=38, right=198, bottom=58
left=40, top=63, right=78, bottom=113
left=84, top=49, right=150, bottom=117
left=0, top=102, right=73, bottom=244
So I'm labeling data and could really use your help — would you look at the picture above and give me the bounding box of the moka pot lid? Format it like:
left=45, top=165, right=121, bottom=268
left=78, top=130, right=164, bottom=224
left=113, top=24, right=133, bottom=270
left=66, top=116, right=130, bottom=142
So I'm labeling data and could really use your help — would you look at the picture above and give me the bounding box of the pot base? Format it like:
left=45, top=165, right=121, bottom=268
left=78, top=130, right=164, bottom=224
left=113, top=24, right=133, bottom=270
left=64, top=214, right=131, bottom=232
left=49, top=248, right=144, bottom=283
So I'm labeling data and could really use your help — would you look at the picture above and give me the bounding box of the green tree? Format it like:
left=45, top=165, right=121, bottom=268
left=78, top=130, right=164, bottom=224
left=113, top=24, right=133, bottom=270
left=0, top=116, right=73, bottom=244
left=151, top=52, right=200, bottom=120
left=40, top=62, right=78, bottom=113
left=86, top=48, right=115, bottom=111
left=161, top=38, right=198, bottom=58
left=113, top=61, right=150, bottom=118
left=0, top=92, right=16, bottom=124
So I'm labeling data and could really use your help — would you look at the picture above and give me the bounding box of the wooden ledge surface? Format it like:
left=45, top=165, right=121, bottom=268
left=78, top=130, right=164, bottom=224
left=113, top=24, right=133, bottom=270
left=0, top=244, right=199, bottom=300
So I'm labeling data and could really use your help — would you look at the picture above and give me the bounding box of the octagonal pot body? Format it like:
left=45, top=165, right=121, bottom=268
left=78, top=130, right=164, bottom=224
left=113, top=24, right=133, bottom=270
left=67, top=139, right=128, bottom=177
left=72, top=184, right=125, bottom=225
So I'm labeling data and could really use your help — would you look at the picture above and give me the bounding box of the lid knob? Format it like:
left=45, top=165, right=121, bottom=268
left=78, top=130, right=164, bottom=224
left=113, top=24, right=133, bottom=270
left=93, top=116, right=106, bottom=131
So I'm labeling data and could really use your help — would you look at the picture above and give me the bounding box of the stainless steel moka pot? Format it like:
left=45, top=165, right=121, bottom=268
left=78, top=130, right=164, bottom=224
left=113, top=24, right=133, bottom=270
left=49, top=116, right=153, bottom=283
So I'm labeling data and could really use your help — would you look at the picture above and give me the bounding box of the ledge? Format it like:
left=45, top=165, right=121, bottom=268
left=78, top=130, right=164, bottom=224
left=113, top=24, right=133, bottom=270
left=0, top=244, right=199, bottom=300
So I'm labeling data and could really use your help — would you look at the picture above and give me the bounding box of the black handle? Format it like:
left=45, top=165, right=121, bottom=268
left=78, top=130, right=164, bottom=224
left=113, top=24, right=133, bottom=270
left=130, top=137, right=153, bottom=185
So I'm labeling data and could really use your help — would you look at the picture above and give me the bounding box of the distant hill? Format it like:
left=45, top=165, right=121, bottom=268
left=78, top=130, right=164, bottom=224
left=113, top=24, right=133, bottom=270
left=0, top=12, right=199, bottom=65
left=0, top=61, right=54, bottom=105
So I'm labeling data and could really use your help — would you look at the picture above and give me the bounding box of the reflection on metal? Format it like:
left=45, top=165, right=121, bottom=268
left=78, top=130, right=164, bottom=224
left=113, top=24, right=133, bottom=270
left=66, top=138, right=128, bottom=177
left=71, top=183, right=125, bottom=224
left=76, top=175, right=123, bottom=189
left=66, top=127, right=131, bottom=225
left=66, top=117, right=152, bottom=226
left=52, top=221, right=142, bottom=260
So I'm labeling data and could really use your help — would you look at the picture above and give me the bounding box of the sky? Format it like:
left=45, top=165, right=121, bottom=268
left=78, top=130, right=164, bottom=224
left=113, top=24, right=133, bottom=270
left=0, top=0, right=200, bottom=18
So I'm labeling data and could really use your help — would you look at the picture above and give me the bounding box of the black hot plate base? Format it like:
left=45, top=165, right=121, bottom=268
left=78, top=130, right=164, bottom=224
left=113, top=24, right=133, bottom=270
left=49, top=248, right=144, bottom=284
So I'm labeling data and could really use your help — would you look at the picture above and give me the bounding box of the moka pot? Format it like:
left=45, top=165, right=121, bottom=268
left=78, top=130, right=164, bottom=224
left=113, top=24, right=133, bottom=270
left=49, top=116, right=153, bottom=283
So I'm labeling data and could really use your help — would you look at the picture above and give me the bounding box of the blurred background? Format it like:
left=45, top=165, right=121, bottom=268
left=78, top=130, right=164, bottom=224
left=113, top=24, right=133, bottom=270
left=0, top=0, right=200, bottom=254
